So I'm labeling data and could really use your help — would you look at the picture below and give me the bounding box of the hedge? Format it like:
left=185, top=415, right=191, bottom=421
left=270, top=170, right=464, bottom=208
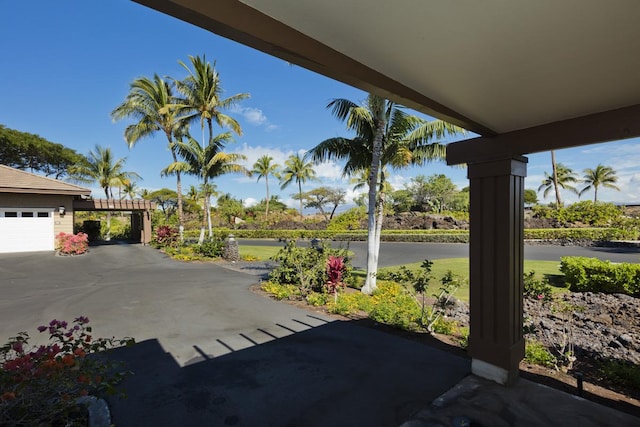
left=523, top=228, right=634, bottom=241
left=215, top=227, right=632, bottom=243
left=560, top=256, right=640, bottom=296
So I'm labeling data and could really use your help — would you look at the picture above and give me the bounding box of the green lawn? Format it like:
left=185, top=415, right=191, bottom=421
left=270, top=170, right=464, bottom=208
left=354, top=258, right=565, bottom=302
left=238, top=245, right=281, bottom=260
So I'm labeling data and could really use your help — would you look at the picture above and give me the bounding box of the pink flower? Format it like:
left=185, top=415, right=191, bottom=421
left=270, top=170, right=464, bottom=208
left=37, top=325, right=47, bottom=333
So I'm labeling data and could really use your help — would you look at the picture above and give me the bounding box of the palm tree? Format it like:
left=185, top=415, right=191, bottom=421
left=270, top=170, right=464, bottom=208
left=579, top=164, right=620, bottom=202
left=111, top=74, right=187, bottom=238
left=173, top=55, right=249, bottom=147
left=69, top=145, right=140, bottom=239
left=121, top=178, right=140, bottom=200
left=251, top=155, right=279, bottom=217
left=538, top=163, right=580, bottom=204
left=280, top=153, right=317, bottom=218
left=164, top=133, right=248, bottom=244
left=307, top=94, right=464, bottom=294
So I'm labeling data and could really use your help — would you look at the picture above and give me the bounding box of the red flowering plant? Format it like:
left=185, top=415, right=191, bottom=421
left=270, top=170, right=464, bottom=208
left=326, top=256, right=346, bottom=303
left=55, top=232, right=89, bottom=255
left=0, top=317, right=134, bottom=425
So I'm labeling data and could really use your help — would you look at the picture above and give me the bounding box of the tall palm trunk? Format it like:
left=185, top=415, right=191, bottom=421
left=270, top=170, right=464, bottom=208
left=198, top=183, right=208, bottom=245
left=373, top=171, right=386, bottom=275
left=551, top=150, right=562, bottom=207
left=362, top=115, right=386, bottom=294
left=168, top=137, right=185, bottom=241
left=206, top=189, right=214, bottom=240
left=265, top=176, right=270, bottom=217
left=298, top=181, right=304, bottom=218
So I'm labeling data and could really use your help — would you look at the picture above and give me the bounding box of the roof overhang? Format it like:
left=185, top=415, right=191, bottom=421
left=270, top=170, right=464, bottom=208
left=1, top=188, right=91, bottom=196
left=135, top=0, right=640, bottom=163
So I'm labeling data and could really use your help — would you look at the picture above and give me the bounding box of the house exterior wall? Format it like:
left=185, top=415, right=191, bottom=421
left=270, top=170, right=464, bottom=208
left=0, top=193, right=76, bottom=236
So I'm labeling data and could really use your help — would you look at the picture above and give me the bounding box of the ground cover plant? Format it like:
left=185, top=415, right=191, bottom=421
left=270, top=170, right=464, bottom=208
left=0, top=318, right=134, bottom=426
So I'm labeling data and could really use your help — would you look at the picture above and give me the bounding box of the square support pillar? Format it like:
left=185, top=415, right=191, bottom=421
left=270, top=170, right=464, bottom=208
left=142, top=210, right=152, bottom=245
left=467, top=156, right=527, bottom=385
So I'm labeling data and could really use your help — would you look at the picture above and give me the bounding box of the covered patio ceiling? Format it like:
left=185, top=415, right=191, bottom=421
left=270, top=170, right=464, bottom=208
left=136, top=0, right=640, bottom=162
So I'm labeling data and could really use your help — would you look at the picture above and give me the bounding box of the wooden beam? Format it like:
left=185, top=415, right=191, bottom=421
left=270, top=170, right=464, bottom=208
left=135, top=0, right=494, bottom=136
left=447, top=104, right=640, bottom=165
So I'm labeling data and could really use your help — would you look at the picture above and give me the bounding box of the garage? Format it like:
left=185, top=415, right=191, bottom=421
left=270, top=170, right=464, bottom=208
left=0, top=208, right=55, bottom=253
left=0, top=165, right=91, bottom=254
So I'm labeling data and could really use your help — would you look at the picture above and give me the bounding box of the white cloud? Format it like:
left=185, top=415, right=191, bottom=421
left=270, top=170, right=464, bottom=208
left=243, top=197, right=258, bottom=207
left=231, top=106, right=278, bottom=131
left=313, top=161, right=343, bottom=181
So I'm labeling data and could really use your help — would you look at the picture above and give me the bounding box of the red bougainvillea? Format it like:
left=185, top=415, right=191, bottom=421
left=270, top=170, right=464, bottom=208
left=55, top=232, right=89, bottom=255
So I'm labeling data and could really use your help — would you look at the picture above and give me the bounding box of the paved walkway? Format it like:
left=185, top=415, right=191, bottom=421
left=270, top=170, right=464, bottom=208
left=1, top=244, right=638, bottom=426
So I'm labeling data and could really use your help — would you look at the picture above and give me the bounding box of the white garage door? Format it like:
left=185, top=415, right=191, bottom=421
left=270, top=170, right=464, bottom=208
left=0, top=209, right=55, bottom=253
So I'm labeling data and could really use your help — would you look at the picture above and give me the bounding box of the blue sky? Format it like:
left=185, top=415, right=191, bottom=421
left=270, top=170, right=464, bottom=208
left=2, top=1, right=639, bottom=208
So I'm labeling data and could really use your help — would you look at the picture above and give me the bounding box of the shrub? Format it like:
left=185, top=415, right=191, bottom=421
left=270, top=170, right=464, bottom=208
left=306, top=292, right=329, bottom=307
left=326, top=292, right=373, bottom=315
left=599, top=360, right=640, bottom=390
left=55, top=232, right=89, bottom=255
left=523, top=271, right=553, bottom=302
left=369, top=282, right=421, bottom=330
left=524, top=340, right=556, bottom=367
left=0, top=318, right=134, bottom=426
left=194, top=240, right=224, bottom=258
left=268, top=241, right=353, bottom=296
left=560, top=256, right=640, bottom=295
left=532, top=201, right=623, bottom=226
left=153, top=225, right=179, bottom=248
left=326, top=207, right=365, bottom=231
left=429, top=316, right=458, bottom=335
left=524, top=227, right=633, bottom=241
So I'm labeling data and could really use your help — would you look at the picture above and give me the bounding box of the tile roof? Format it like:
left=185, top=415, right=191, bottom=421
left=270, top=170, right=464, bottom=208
left=0, top=164, right=91, bottom=196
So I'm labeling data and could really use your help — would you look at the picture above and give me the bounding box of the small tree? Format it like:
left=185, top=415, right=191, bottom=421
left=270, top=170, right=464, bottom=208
left=297, top=187, right=347, bottom=220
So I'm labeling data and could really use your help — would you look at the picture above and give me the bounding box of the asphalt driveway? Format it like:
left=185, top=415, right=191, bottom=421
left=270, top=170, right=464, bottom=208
left=0, top=244, right=470, bottom=426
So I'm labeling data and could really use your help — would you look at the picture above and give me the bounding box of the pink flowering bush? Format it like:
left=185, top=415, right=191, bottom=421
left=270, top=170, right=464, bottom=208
left=55, top=232, right=89, bottom=255
left=0, top=317, right=134, bottom=425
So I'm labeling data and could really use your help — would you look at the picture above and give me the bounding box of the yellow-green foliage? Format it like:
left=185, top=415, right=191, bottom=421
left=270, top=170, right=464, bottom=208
left=306, top=292, right=329, bottom=307
left=525, top=340, right=556, bottom=367
left=369, top=282, right=421, bottom=330
left=260, top=282, right=300, bottom=300
left=327, top=292, right=372, bottom=315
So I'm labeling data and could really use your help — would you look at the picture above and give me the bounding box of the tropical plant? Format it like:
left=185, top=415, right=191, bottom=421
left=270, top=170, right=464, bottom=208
left=68, top=145, right=140, bottom=239
left=538, top=163, right=579, bottom=206
left=579, top=164, right=620, bottom=202
left=165, top=134, right=248, bottom=243
left=280, top=153, right=317, bottom=218
left=121, top=179, right=139, bottom=200
left=251, top=155, right=280, bottom=217
left=173, top=54, right=248, bottom=146
left=111, top=74, right=187, bottom=238
left=307, top=94, right=464, bottom=294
